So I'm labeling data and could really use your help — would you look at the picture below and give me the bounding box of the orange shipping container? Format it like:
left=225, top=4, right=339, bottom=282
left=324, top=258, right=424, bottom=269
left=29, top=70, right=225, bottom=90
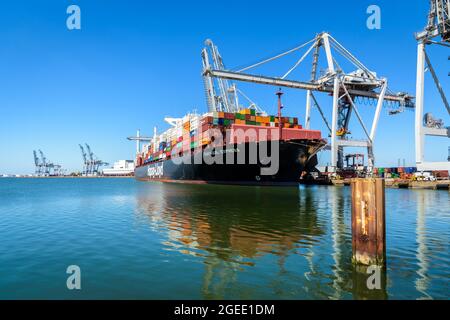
left=256, top=116, right=269, bottom=123
left=202, top=116, right=214, bottom=124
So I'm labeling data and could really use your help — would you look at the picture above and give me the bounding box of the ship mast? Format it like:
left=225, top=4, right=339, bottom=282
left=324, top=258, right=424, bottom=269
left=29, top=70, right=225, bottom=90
left=276, top=89, right=284, bottom=140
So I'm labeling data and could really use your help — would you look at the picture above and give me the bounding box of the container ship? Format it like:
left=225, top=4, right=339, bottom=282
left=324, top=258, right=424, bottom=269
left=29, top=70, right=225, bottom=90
left=134, top=97, right=326, bottom=186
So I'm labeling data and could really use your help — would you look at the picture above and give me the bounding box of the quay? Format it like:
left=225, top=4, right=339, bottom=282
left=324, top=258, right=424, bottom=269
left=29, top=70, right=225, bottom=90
left=332, top=178, right=450, bottom=190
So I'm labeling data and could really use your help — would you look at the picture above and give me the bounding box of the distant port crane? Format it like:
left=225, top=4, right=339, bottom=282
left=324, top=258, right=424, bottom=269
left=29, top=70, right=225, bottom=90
left=38, top=150, right=51, bottom=175
left=79, top=143, right=109, bottom=175
left=202, top=33, right=414, bottom=171
left=33, top=150, right=43, bottom=175
left=79, top=144, right=88, bottom=175
left=85, top=144, right=95, bottom=174
left=415, top=0, right=450, bottom=171
left=33, top=150, right=64, bottom=176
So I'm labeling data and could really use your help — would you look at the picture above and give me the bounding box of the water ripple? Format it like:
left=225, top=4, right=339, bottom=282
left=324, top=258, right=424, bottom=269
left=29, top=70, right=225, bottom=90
left=0, top=179, right=448, bottom=299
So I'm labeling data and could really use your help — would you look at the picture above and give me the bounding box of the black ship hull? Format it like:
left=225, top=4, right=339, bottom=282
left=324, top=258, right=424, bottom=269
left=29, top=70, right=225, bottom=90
left=135, top=140, right=323, bottom=186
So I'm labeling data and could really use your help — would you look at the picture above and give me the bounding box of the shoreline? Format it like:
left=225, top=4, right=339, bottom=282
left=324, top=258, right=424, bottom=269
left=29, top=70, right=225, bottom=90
left=332, top=178, right=450, bottom=190
left=1, top=176, right=134, bottom=179
left=2, top=176, right=449, bottom=190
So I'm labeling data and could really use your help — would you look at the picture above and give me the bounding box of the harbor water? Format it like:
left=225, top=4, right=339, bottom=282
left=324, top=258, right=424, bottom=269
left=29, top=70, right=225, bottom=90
left=0, top=178, right=448, bottom=299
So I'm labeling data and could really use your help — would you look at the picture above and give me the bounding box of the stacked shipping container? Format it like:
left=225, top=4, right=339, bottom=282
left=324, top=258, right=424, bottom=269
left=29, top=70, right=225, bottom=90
left=137, top=109, right=305, bottom=166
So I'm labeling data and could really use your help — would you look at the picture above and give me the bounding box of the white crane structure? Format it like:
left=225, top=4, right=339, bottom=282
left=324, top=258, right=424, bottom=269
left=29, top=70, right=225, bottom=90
left=202, top=33, right=414, bottom=170
left=127, top=129, right=154, bottom=162
left=415, top=0, right=450, bottom=171
left=202, top=39, right=264, bottom=114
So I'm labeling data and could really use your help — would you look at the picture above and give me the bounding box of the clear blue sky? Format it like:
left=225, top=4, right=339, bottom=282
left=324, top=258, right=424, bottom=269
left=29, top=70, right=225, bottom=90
left=0, top=0, right=448, bottom=174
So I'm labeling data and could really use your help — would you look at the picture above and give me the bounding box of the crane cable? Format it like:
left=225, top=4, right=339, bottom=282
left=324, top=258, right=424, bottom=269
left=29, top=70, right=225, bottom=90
left=234, top=38, right=316, bottom=73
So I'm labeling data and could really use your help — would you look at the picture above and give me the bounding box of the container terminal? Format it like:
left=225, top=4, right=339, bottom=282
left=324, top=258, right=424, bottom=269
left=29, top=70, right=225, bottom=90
left=127, top=1, right=449, bottom=189
left=0, top=0, right=449, bottom=305
left=17, top=1, right=448, bottom=188
left=27, top=144, right=133, bottom=178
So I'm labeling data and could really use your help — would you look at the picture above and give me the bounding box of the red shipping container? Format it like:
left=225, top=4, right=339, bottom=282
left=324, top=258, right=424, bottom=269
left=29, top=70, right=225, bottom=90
left=224, top=112, right=235, bottom=120
left=282, top=127, right=321, bottom=140
left=229, top=124, right=322, bottom=144
left=433, top=170, right=449, bottom=178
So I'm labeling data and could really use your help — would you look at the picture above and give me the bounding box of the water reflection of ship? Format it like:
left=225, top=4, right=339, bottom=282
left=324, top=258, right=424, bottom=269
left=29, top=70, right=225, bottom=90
left=136, top=183, right=325, bottom=298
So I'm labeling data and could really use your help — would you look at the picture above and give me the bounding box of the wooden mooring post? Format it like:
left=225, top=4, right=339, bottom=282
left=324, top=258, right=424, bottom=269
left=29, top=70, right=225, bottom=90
left=351, top=178, right=386, bottom=266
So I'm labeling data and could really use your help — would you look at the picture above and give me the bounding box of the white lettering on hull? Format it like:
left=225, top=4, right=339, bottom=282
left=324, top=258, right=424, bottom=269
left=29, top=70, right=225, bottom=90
left=147, top=163, right=164, bottom=178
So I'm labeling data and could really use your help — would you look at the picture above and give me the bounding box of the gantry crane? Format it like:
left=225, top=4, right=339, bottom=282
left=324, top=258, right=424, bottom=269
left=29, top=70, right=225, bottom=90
left=33, top=150, right=42, bottom=175
left=38, top=149, right=51, bottom=175
left=93, top=159, right=109, bottom=174
left=79, top=144, right=88, bottom=175
left=127, top=129, right=153, bottom=155
left=202, top=33, right=414, bottom=171
left=202, top=40, right=264, bottom=114
left=127, top=129, right=154, bottom=165
left=80, top=143, right=109, bottom=175
left=85, top=143, right=95, bottom=174
left=415, top=0, right=450, bottom=171
left=202, top=40, right=240, bottom=113
left=33, top=150, right=63, bottom=176
left=52, top=164, right=63, bottom=176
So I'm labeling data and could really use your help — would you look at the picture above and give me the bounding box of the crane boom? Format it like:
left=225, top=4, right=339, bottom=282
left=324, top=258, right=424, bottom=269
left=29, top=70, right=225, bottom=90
left=79, top=144, right=87, bottom=163
left=85, top=144, right=94, bottom=161
left=38, top=150, right=46, bottom=165
left=203, top=69, right=413, bottom=106
left=33, top=150, right=40, bottom=166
